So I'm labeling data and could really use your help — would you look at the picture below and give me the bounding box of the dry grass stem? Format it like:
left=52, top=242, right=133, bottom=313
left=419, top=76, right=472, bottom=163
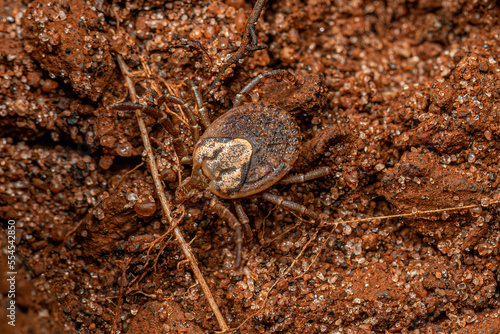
left=115, top=54, right=229, bottom=332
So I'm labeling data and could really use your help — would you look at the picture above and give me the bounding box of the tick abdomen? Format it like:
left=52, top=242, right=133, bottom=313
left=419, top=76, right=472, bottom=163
left=196, top=102, right=301, bottom=199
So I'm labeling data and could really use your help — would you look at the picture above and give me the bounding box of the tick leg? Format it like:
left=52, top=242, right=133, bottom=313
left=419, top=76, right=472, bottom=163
left=210, top=197, right=243, bottom=268
left=233, top=200, right=252, bottom=244
left=234, top=69, right=299, bottom=107
left=110, top=102, right=162, bottom=118
left=169, top=39, right=213, bottom=69
left=109, top=102, right=172, bottom=132
left=109, top=60, right=183, bottom=140
left=109, top=102, right=189, bottom=156
left=158, top=94, right=201, bottom=142
left=188, top=80, right=210, bottom=128
left=280, top=167, right=330, bottom=185
left=262, top=193, right=319, bottom=221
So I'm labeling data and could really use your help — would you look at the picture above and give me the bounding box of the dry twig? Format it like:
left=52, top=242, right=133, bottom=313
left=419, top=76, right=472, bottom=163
left=115, top=54, right=229, bottom=332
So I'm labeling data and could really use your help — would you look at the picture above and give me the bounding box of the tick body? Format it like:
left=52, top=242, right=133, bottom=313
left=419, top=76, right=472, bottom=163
left=111, top=69, right=329, bottom=268
left=190, top=102, right=301, bottom=199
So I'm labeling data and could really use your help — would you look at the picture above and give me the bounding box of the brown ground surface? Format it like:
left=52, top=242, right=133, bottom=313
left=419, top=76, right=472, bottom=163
left=1, top=0, right=500, bottom=333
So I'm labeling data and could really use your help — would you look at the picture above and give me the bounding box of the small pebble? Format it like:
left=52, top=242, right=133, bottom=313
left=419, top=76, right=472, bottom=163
left=41, top=79, right=59, bottom=93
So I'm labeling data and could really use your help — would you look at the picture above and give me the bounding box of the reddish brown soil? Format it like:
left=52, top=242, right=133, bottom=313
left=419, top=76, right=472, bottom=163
left=2, top=0, right=500, bottom=333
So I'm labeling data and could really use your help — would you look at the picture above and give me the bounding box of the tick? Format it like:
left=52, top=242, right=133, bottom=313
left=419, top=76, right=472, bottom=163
left=110, top=69, right=330, bottom=267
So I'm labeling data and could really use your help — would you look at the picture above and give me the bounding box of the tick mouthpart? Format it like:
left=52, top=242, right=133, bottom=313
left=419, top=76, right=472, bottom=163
left=175, top=177, right=203, bottom=202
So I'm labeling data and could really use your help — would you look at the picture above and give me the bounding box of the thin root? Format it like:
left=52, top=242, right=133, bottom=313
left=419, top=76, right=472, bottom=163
left=323, top=200, right=500, bottom=226
left=114, top=162, right=144, bottom=190
left=222, top=225, right=321, bottom=333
